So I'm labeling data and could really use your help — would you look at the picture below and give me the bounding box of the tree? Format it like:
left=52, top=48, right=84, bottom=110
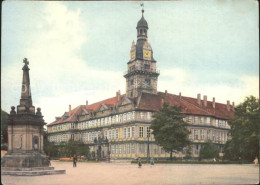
left=66, top=140, right=89, bottom=157
left=1, top=109, right=9, bottom=145
left=199, top=142, right=219, bottom=160
left=224, top=96, right=259, bottom=161
left=43, top=139, right=59, bottom=158
left=150, top=104, right=191, bottom=160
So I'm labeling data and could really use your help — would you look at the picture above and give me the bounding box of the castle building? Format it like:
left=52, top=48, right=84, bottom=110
left=47, top=10, right=234, bottom=159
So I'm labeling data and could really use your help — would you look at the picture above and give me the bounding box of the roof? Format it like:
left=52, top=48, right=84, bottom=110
left=48, top=91, right=234, bottom=126
left=48, top=94, right=125, bottom=126
left=137, top=13, right=148, bottom=28
left=138, top=92, right=234, bottom=119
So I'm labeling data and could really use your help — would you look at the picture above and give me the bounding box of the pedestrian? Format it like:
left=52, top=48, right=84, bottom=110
left=253, top=156, right=258, bottom=165
left=73, top=155, right=77, bottom=167
left=48, top=156, right=51, bottom=166
left=138, top=158, right=142, bottom=168
left=150, top=157, right=154, bottom=167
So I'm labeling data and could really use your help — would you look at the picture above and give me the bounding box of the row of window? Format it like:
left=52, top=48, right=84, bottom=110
left=216, top=119, right=230, bottom=128
left=186, top=116, right=211, bottom=125
left=104, top=129, right=119, bottom=140
left=77, top=112, right=151, bottom=130
left=186, top=116, right=230, bottom=128
left=189, top=129, right=228, bottom=142
left=51, top=123, right=75, bottom=131
left=110, top=144, right=165, bottom=155
left=111, top=143, right=135, bottom=154
left=79, top=132, right=98, bottom=143
left=48, top=134, right=67, bottom=142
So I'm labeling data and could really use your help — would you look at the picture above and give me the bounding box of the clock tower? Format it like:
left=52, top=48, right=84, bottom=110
left=124, top=9, right=159, bottom=98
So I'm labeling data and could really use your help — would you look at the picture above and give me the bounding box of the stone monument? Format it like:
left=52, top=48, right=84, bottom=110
left=1, top=58, right=65, bottom=175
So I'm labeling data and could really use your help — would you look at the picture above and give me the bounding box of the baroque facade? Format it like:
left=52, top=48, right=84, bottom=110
left=47, top=10, right=234, bottom=159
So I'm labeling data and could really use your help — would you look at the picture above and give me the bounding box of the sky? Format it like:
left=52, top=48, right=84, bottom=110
left=1, top=0, right=259, bottom=124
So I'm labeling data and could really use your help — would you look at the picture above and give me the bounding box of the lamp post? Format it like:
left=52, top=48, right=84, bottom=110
left=147, top=128, right=150, bottom=163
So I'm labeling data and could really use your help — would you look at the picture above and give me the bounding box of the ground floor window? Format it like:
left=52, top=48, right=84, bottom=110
left=127, top=144, right=130, bottom=154
left=139, top=144, right=144, bottom=153
left=111, top=145, right=115, bottom=154
left=131, top=143, right=135, bottom=153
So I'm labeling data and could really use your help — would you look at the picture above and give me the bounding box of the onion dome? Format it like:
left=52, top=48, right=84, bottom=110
left=137, top=10, right=148, bottom=29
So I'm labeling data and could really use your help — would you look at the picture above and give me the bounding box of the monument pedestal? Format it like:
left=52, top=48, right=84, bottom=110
left=1, top=152, right=49, bottom=168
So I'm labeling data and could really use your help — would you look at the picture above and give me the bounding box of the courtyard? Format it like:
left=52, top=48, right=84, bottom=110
left=1, top=161, right=259, bottom=185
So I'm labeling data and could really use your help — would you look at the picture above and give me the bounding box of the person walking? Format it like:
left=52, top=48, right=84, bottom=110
left=138, top=158, right=142, bottom=168
left=150, top=157, right=154, bottom=167
left=48, top=156, right=51, bottom=166
left=73, top=155, right=77, bottom=167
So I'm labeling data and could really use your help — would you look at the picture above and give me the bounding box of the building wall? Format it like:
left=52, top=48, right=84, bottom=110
left=47, top=108, right=231, bottom=159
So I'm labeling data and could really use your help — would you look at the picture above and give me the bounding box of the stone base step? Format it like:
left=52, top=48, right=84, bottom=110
left=2, top=167, right=54, bottom=171
left=1, top=169, right=66, bottom=176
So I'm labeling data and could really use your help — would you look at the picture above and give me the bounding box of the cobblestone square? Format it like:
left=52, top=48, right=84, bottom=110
left=1, top=161, right=259, bottom=185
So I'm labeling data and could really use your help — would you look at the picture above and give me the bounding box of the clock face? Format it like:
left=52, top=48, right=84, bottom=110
left=143, top=50, right=151, bottom=59
left=143, top=79, right=151, bottom=88
left=131, top=51, right=135, bottom=60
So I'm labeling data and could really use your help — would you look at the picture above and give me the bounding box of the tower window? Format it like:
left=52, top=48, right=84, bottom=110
left=130, top=91, right=133, bottom=97
left=144, top=64, right=150, bottom=69
left=140, top=29, right=143, bottom=35
left=131, top=80, right=134, bottom=85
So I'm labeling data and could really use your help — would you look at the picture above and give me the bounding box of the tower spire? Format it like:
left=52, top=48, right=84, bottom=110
left=141, top=3, right=144, bottom=15
left=19, top=58, right=33, bottom=108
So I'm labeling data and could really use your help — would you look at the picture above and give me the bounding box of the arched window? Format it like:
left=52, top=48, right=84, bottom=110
left=140, top=29, right=143, bottom=35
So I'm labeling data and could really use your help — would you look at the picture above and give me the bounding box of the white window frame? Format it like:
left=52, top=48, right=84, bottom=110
left=147, top=112, right=151, bottom=120
left=139, top=127, right=143, bottom=137
left=140, top=112, right=144, bottom=119
left=132, top=111, right=135, bottom=120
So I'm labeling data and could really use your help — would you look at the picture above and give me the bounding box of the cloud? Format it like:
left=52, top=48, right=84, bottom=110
left=158, top=67, right=259, bottom=105
left=1, top=2, right=125, bottom=123
left=2, top=1, right=258, bottom=124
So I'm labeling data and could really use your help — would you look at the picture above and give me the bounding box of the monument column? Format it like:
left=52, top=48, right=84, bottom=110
left=2, top=58, right=48, bottom=167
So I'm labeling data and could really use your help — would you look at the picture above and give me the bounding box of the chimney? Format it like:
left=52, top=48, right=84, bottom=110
left=227, top=100, right=230, bottom=111
left=197, top=94, right=201, bottom=105
left=69, top=105, right=71, bottom=116
left=203, top=95, right=207, bottom=107
left=165, top=90, right=168, bottom=96
left=232, top=101, right=235, bottom=111
left=117, top=90, right=121, bottom=101
left=161, top=98, right=165, bottom=107
left=179, top=92, right=181, bottom=99
left=212, top=97, right=215, bottom=109
left=86, top=100, right=88, bottom=106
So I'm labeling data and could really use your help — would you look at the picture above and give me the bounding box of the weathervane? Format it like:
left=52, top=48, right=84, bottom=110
left=140, top=2, right=144, bottom=14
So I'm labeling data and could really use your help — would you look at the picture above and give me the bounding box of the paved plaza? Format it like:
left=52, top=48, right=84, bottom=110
left=1, top=161, right=259, bottom=185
